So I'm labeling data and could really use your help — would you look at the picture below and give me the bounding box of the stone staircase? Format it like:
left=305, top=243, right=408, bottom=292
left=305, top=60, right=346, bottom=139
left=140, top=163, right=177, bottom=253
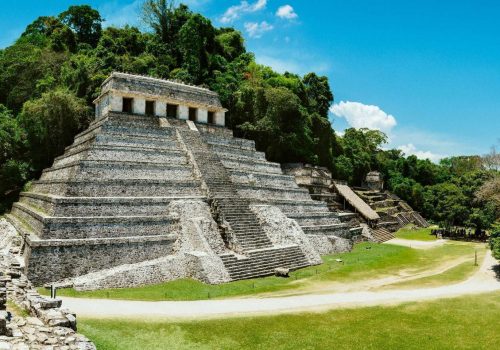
left=177, top=128, right=310, bottom=278
left=370, top=227, right=395, bottom=243
left=202, top=135, right=355, bottom=244
left=354, top=188, right=429, bottom=231
left=411, top=211, right=429, bottom=227
left=219, top=246, right=310, bottom=280
left=281, top=164, right=365, bottom=237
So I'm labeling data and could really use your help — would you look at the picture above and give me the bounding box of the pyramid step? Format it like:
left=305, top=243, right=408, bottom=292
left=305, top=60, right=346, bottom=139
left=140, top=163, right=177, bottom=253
left=19, top=192, right=207, bottom=216
left=202, top=134, right=256, bottom=150
left=53, top=146, right=187, bottom=167
left=225, top=260, right=308, bottom=273
left=210, top=144, right=266, bottom=159
left=41, top=160, right=194, bottom=181
left=11, top=202, right=177, bottom=240
left=31, top=179, right=204, bottom=197
left=220, top=158, right=283, bottom=175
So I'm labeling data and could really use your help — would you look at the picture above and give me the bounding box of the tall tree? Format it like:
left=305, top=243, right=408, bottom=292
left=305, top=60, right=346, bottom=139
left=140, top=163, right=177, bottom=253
left=0, top=105, right=29, bottom=212
left=59, top=5, right=102, bottom=47
left=141, top=0, right=176, bottom=44
left=18, top=89, right=91, bottom=172
left=303, top=72, right=334, bottom=118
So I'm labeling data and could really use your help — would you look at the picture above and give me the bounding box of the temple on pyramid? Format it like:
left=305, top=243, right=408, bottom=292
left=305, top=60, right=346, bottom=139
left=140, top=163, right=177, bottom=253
left=6, top=72, right=360, bottom=289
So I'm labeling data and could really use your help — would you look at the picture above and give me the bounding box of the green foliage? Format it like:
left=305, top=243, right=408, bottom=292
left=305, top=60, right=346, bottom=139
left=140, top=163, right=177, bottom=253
left=177, top=14, right=215, bottom=83
left=215, top=28, right=245, bottom=60
left=303, top=72, right=333, bottom=117
left=0, top=105, right=29, bottom=212
left=333, top=128, right=387, bottom=184
left=141, top=0, right=176, bottom=44
left=367, top=150, right=499, bottom=229
left=238, top=86, right=316, bottom=163
left=18, top=89, right=90, bottom=172
left=59, top=5, right=102, bottom=47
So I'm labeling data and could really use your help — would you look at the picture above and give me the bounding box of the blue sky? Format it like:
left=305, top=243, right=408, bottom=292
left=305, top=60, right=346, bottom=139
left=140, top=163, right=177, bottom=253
left=1, top=0, right=499, bottom=161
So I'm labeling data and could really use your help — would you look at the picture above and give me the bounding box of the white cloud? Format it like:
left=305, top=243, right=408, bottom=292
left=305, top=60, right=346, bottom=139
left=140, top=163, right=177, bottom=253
left=244, top=21, right=274, bottom=38
left=397, top=143, right=444, bottom=162
left=388, top=126, right=483, bottom=159
left=220, top=0, right=267, bottom=23
left=276, top=5, right=298, bottom=19
left=330, top=101, right=397, bottom=133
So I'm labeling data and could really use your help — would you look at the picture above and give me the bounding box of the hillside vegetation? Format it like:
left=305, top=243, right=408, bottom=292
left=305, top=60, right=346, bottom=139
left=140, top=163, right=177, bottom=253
left=0, top=1, right=498, bottom=229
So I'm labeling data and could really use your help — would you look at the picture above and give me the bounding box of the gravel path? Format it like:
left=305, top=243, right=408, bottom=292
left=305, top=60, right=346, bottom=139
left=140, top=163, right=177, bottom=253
left=60, top=250, right=500, bottom=320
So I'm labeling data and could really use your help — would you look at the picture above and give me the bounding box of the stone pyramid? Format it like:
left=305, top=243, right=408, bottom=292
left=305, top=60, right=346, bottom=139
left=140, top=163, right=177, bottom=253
left=6, top=73, right=356, bottom=287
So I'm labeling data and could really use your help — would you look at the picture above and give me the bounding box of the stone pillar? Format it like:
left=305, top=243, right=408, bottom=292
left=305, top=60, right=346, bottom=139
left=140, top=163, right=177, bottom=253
left=215, top=111, right=225, bottom=126
left=133, top=97, right=145, bottom=115
left=197, top=108, right=208, bottom=123
left=156, top=101, right=166, bottom=117
left=110, top=94, right=122, bottom=113
left=178, top=105, right=189, bottom=120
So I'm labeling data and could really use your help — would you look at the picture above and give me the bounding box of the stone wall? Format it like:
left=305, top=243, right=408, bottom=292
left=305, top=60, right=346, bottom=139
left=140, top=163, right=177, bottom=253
left=306, top=234, right=352, bottom=255
left=56, top=200, right=230, bottom=290
left=26, top=236, right=177, bottom=285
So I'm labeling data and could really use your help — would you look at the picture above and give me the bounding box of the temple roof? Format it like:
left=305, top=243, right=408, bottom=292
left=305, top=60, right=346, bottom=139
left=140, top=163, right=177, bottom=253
left=97, top=72, right=225, bottom=110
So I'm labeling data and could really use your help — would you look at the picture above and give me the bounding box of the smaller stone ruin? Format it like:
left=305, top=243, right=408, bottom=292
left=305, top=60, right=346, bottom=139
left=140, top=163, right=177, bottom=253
left=362, top=171, right=384, bottom=191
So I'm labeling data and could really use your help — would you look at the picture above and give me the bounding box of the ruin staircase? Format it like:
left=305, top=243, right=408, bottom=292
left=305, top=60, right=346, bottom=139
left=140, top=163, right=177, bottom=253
left=177, top=127, right=310, bottom=280
left=370, top=226, right=395, bottom=243
left=354, top=188, right=429, bottom=231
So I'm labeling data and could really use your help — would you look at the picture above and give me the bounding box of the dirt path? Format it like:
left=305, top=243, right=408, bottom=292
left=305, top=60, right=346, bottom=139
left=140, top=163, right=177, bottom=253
left=60, top=250, right=500, bottom=320
left=384, top=238, right=447, bottom=249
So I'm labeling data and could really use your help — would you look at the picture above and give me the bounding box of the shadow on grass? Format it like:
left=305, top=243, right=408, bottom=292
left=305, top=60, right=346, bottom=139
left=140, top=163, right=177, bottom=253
left=492, top=264, right=500, bottom=281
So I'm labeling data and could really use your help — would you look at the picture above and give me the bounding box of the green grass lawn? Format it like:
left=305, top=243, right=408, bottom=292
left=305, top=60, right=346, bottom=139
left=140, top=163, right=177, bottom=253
left=40, top=241, right=484, bottom=301
left=394, top=225, right=438, bottom=241
left=79, top=291, right=500, bottom=350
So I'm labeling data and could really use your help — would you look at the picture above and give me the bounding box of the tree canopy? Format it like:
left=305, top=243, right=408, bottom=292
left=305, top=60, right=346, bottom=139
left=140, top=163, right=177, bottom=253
left=0, top=1, right=497, bottom=230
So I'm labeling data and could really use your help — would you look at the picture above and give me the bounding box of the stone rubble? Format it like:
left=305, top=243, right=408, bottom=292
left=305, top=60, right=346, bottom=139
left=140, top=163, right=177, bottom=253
left=0, top=219, right=96, bottom=349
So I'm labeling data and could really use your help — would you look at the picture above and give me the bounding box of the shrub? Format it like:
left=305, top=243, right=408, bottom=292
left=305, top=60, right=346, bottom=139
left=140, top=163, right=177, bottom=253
left=490, top=230, right=500, bottom=260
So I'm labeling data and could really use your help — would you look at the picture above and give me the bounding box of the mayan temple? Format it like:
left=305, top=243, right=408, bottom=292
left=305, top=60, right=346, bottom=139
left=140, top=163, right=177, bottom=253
left=5, top=72, right=358, bottom=288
